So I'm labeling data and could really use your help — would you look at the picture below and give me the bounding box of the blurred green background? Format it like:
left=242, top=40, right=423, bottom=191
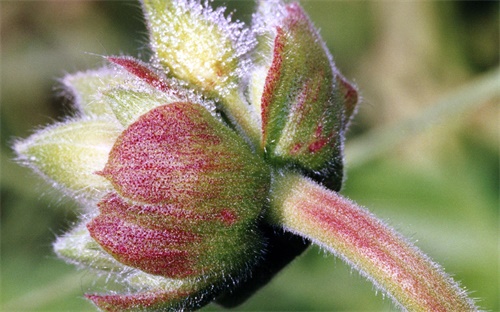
left=1, top=1, right=498, bottom=311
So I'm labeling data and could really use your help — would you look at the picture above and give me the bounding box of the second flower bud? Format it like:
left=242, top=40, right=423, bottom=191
left=89, top=102, right=271, bottom=281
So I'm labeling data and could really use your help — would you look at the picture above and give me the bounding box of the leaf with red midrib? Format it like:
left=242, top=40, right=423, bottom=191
left=86, top=288, right=201, bottom=312
left=88, top=212, right=198, bottom=278
left=108, top=56, right=175, bottom=94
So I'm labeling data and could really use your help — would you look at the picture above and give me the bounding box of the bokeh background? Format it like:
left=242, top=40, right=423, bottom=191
left=1, top=1, right=498, bottom=311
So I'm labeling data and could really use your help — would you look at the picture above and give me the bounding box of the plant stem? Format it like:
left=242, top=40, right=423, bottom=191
left=268, top=172, right=478, bottom=312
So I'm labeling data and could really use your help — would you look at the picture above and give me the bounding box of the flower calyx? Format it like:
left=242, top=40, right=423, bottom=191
left=14, top=0, right=360, bottom=310
left=250, top=1, right=358, bottom=188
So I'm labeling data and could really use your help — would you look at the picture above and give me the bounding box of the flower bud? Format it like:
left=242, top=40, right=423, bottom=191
left=141, top=0, right=253, bottom=97
left=253, top=1, right=358, bottom=183
left=15, top=1, right=363, bottom=310
left=88, top=102, right=270, bottom=280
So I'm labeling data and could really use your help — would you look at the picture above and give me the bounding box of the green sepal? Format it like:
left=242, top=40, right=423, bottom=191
left=141, top=0, right=244, bottom=95
left=102, top=87, right=182, bottom=127
left=53, top=222, right=125, bottom=272
left=260, top=3, right=344, bottom=174
left=14, top=118, right=121, bottom=199
left=62, top=68, right=128, bottom=117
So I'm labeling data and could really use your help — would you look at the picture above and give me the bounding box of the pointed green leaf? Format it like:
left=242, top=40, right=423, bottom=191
left=53, top=222, right=125, bottom=272
left=62, top=68, right=127, bottom=117
left=14, top=119, right=121, bottom=198
left=102, top=87, right=182, bottom=127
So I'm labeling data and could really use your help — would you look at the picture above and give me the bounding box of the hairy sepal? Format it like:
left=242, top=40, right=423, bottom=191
left=62, top=68, right=126, bottom=118
left=249, top=2, right=359, bottom=188
left=141, top=0, right=253, bottom=96
left=86, top=284, right=212, bottom=312
left=90, top=102, right=270, bottom=282
left=55, top=223, right=217, bottom=312
left=261, top=3, right=343, bottom=172
left=13, top=118, right=121, bottom=201
left=107, top=56, right=171, bottom=93
left=106, top=55, right=218, bottom=127
left=54, top=222, right=125, bottom=272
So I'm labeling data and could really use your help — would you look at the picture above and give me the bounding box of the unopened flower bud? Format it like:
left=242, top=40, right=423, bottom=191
left=89, top=102, right=270, bottom=280
left=252, top=1, right=358, bottom=184
left=13, top=1, right=365, bottom=311
left=142, top=0, right=252, bottom=97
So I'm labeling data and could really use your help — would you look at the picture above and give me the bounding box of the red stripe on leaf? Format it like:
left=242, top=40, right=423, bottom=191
left=107, top=56, right=172, bottom=93
left=261, top=26, right=286, bottom=145
left=88, top=213, right=198, bottom=278
left=86, top=289, right=192, bottom=312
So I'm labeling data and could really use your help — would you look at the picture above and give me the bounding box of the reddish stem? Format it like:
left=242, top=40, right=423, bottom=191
left=268, top=172, right=478, bottom=312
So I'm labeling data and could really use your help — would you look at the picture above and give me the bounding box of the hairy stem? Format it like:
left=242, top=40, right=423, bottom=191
left=268, top=172, right=478, bottom=312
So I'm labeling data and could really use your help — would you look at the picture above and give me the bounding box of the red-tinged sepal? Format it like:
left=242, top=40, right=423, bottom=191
left=86, top=286, right=210, bottom=312
left=261, top=3, right=342, bottom=171
left=105, top=56, right=217, bottom=128
left=88, top=200, right=197, bottom=278
left=87, top=269, right=219, bottom=311
left=54, top=222, right=126, bottom=272
left=91, top=102, right=270, bottom=282
left=107, top=56, right=172, bottom=93
left=253, top=2, right=359, bottom=185
left=55, top=221, right=219, bottom=311
left=336, top=73, right=359, bottom=130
